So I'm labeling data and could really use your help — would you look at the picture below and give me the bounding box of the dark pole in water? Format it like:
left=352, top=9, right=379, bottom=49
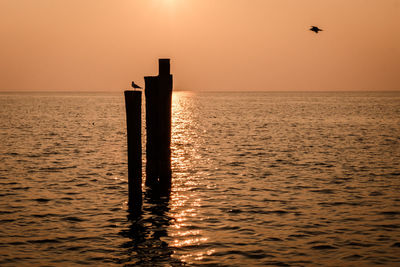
left=158, top=59, right=173, bottom=190
left=145, top=59, right=173, bottom=192
left=124, top=90, right=142, bottom=212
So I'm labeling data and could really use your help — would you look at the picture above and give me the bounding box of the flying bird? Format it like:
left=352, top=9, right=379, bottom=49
left=131, top=81, right=142, bottom=89
left=310, top=26, right=323, bottom=33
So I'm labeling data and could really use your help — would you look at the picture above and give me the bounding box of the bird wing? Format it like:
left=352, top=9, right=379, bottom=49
left=132, top=82, right=142, bottom=89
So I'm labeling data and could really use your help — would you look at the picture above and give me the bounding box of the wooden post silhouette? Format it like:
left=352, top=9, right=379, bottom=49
left=145, top=59, right=173, bottom=192
left=124, top=90, right=142, bottom=212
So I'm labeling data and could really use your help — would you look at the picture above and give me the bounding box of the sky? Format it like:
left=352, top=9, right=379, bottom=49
left=0, top=0, right=399, bottom=91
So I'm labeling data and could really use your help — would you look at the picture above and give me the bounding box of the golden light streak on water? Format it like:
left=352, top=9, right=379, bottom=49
left=168, top=91, right=213, bottom=263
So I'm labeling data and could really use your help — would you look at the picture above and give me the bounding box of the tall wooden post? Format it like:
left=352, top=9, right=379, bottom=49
left=124, top=90, right=142, bottom=212
left=145, top=59, right=173, bottom=192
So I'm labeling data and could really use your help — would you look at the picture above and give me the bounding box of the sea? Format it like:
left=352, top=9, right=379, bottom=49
left=0, top=91, right=400, bottom=266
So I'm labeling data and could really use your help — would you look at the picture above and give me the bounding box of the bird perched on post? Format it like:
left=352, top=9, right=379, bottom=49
left=131, top=81, right=142, bottom=90
left=310, top=26, right=323, bottom=33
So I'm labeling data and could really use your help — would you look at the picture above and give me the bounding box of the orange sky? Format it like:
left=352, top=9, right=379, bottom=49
left=1, top=0, right=399, bottom=91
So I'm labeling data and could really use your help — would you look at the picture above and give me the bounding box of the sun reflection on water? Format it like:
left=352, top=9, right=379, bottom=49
left=168, top=92, right=212, bottom=264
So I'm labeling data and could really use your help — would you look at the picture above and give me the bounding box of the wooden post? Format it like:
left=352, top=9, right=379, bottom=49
left=145, top=59, right=173, bottom=192
left=158, top=59, right=173, bottom=190
left=124, top=90, right=142, bottom=212
left=144, top=76, right=158, bottom=187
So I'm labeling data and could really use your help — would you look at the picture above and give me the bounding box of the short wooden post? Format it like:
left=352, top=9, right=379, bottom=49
left=124, top=90, right=142, bottom=212
left=145, top=59, right=173, bottom=192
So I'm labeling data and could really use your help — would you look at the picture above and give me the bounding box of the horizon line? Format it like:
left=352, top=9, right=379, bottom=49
left=1, top=89, right=400, bottom=93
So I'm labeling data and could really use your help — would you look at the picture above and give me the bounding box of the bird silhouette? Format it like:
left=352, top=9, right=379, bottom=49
left=131, top=81, right=142, bottom=89
left=310, top=26, right=323, bottom=33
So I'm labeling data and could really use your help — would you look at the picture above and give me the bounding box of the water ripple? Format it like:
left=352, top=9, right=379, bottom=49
left=1, top=91, right=400, bottom=266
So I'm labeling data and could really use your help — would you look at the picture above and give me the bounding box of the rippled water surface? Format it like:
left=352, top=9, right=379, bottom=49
left=1, top=91, right=400, bottom=266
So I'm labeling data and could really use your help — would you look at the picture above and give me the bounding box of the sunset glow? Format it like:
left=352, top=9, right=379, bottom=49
left=0, top=0, right=399, bottom=91
left=1, top=1, right=400, bottom=265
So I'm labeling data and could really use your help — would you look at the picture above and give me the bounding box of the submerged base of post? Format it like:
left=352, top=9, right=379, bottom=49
left=124, top=90, right=142, bottom=212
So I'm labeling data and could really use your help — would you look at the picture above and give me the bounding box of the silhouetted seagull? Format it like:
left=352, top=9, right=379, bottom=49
left=310, top=26, right=323, bottom=33
left=131, top=81, right=142, bottom=90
